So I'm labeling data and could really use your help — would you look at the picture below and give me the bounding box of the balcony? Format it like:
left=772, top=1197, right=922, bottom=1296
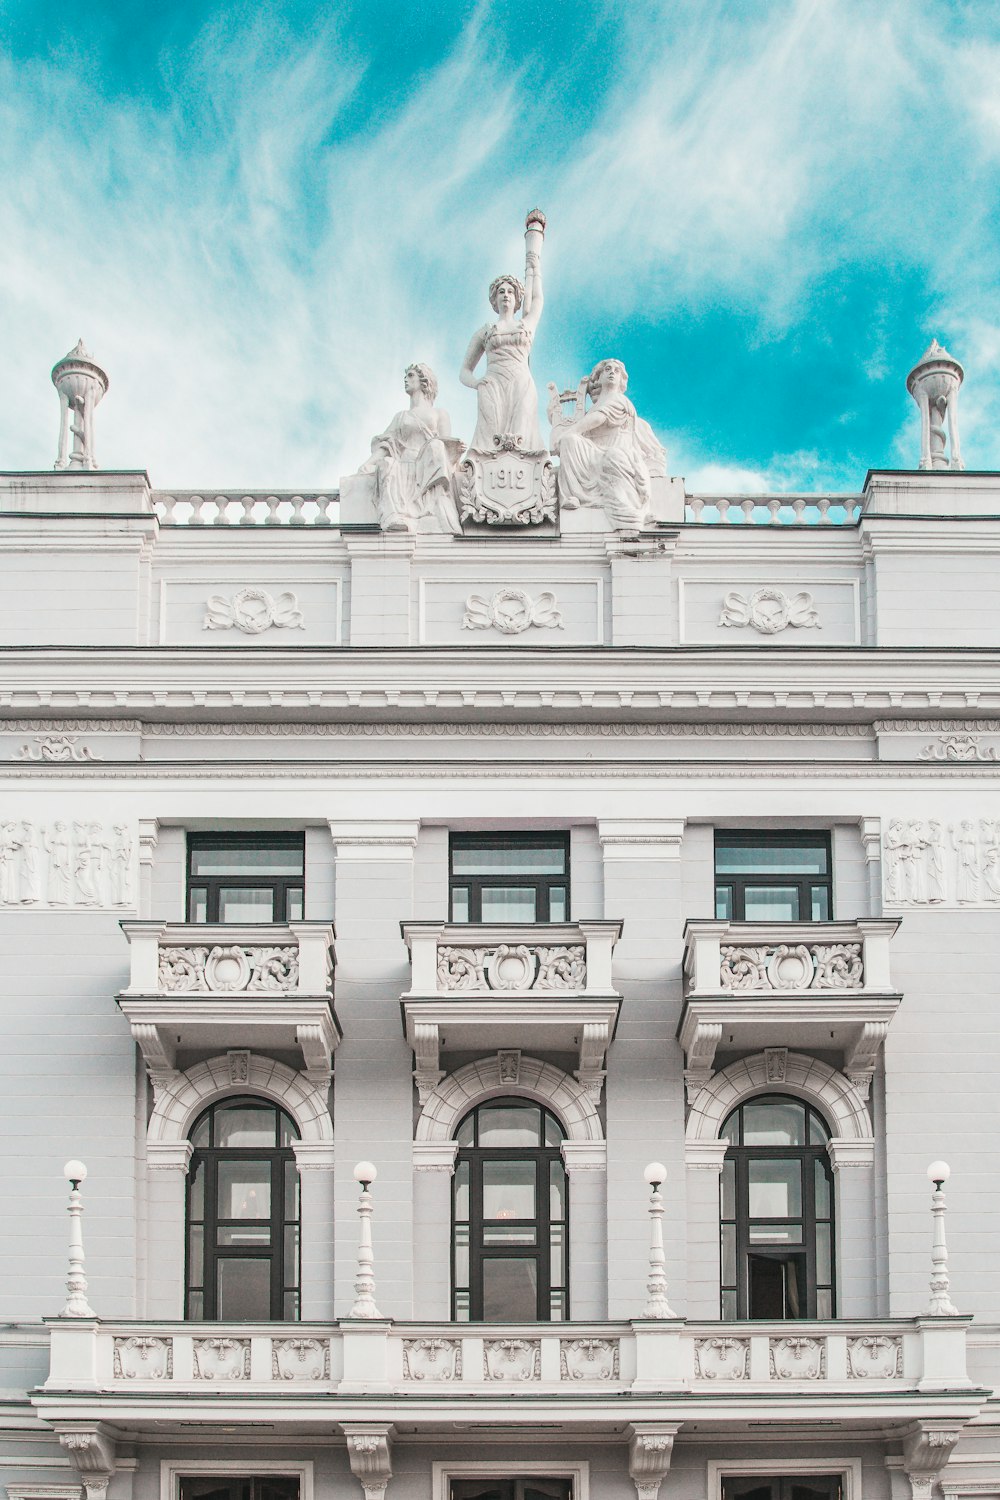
left=679, top=919, right=901, bottom=1101
left=400, top=920, right=622, bottom=1102
left=118, top=920, right=340, bottom=1088
left=38, top=1315, right=977, bottom=1435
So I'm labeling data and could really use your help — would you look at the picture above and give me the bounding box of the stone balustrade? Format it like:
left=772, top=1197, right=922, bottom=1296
left=402, top=920, right=621, bottom=999
left=120, top=920, right=334, bottom=997
left=685, top=495, right=862, bottom=524
left=41, top=1317, right=972, bottom=1403
left=152, top=491, right=339, bottom=526
left=683, top=919, right=898, bottom=997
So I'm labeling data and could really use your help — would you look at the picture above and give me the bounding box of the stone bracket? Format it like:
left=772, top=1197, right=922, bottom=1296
left=57, top=1426, right=117, bottom=1500
left=899, top=1420, right=965, bottom=1500
left=408, top=1014, right=613, bottom=1105
left=627, top=1423, right=680, bottom=1500
left=344, top=1424, right=395, bottom=1500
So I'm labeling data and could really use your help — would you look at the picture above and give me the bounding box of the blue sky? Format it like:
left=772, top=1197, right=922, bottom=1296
left=3, top=0, right=1000, bottom=492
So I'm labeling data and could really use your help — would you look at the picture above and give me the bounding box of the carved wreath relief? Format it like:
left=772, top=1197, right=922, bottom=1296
left=720, top=942, right=862, bottom=991
left=720, top=588, right=821, bottom=635
left=158, top=944, right=299, bottom=993
left=436, top=942, right=586, bottom=992
left=0, top=819, right=134, bottom=909
left=883, top=817, right=1000, bottom=906
left=204, top=588, right=304, bottom=634
left=462, top=588, right=563, bottom=634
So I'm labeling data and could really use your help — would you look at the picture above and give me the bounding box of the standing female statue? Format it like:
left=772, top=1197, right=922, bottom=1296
left=360, top=363, right=461, bottom=534
left=460, top=209, right=546, bottom=454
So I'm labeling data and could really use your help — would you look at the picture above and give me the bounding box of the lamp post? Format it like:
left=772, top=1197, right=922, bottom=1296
left=349, top=1160, right=383, bottom=1318
left=61, top=1160, right=96, bottom=1318
left=926, top=1160, right=958, bottom=1316
left=642, top=1162, right=676, bottom=1319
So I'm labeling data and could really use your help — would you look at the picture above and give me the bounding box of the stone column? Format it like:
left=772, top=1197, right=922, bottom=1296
left=683, top=1139, right=728, bottom=1318
left=828, top=1137, right=877, bottom=1316
left=858, top=815, right=883, bottom=916
left=330, top=820, right=419, bottom=1318
left=144, top=1141, right=192, bottom=1318
left=137, top=819, right=158, bottom=919
left=562, top=1140, right=608, bottom=1319
left=411, top=1142, right=457, bottom=1319
left=598, top=818, right=686, bottom=1318
left=293, top=1140, right=336, bottom=1320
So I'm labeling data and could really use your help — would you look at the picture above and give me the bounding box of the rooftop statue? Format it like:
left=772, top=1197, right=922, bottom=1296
left=547, top=359, right=667, bottom=530
left=907, top=339, right=964, bottom=472
left=461, top=209, right=546, bottom=455
left=346, top=363, right=463, bottom=534
left=51, top=340, right=108, bottom=472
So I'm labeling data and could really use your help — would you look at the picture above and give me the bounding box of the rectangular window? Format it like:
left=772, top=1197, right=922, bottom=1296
left=450, top=834, right=570, bottom=923
left=187, top=834, right=305, bottom=924
left=450, top=1482, right=573, bottom=1500
left=714, top=832, right=831, bottom=922
left=722, top=1479, right=842, bottom=1500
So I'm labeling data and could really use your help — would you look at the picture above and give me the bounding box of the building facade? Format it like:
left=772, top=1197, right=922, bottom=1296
left=1, top=320, right=999, bottom=1500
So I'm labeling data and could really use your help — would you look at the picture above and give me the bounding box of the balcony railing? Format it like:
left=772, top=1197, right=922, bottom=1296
left=685, top=496, right=862, bottom=525
left=118, top=920, right=339, bottom=1086
left=153, top=491, right=339, bottom=526
left=400, top=921, right=622, bottom=1102
left=679, top=919, right=901, bottom=1100
left=41, top=1315, right=973, bottom=1404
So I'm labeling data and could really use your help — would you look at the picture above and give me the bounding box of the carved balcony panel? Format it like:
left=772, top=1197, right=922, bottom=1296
left=40, top=1318, right=975, bottom=1438
left=117, top=921, right=340, bottom=1088
left=400, top=920, right=623, bottom=1102
left=679, top=919, right=902, bottom=1101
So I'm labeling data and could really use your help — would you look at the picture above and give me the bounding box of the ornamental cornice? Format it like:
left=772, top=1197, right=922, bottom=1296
left=139, top=720, right=872, bottom=739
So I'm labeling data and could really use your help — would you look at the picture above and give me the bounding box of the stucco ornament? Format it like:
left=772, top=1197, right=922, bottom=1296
left=204, top=587, right=304, bottom=634
left=720, top=587, right=820, bottom=634
left=462, top=587, right=563, bottom=634
left=357, top=364, right=463, bottom=534
left=547, top=359, right=666, bottom=529
left=907, top=338, right=964, bottom=470
left=52, top=339, right=108, bottom=471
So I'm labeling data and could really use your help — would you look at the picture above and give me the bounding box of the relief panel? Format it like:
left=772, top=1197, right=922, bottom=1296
left=679, top=578, right=860, bottom=645
left=418, top=576, right=604, bottom=645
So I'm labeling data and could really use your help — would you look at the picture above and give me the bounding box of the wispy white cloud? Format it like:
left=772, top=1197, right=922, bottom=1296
left=2, top=0, right=1000, bottom=488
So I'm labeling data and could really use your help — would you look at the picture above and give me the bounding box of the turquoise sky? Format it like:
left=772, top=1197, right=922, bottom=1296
left=3, top=0, right=1000, bottom=491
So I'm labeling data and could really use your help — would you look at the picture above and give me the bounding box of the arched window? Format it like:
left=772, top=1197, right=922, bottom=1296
left=186, top=1096, right=300, bottom=1321
left=453, top=1098, right=568, bottom=1322
left=720, top=1094, right=834, bottom=1320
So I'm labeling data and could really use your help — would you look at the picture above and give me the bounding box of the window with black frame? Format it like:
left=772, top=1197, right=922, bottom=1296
left=180, top=1481, right=300, bottom=1500
left=450, top=1482, right=573, bottom=1500
left=449, top=834, right=569, bottom=923
left=719, top=1095, right=835, bottom=1320
left=452, top=1098, right=568, bottom=1321
left=187, top=833, right=305, bottom=923
left=185, top=1096, right=301, bottom=1321
left=722, top=1478, right=842, bottom=1500
left=714, top=832, right=832, bottom=922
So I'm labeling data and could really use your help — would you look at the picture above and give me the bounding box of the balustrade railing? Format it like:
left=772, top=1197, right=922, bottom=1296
left=401, top=920, right=622, bottom=998
left=152, top=492, right=339, bottom=526
left=43, top=1316, right=970, bottom=1396
left=683, top=920, right=897, bottom=996
left=119, top=920, right=334, bottom=996
left=685, top=496, right=862, bottom=525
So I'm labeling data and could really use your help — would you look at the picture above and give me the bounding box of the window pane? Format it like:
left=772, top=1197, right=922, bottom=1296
left=188, top=1224, right=204, bottom=1284
left=721, top=1223, right=736, bottom=1284
left=721, top=1289, right=737, bottom=1319
left=549, top=1290, right=566, bottom=1321
left=550, top=1222, right=565, bottom=1282
left=217, top=1257, right=271, bottom=1320
left=715, top=841, right=828, bottom=875
left=218, top=887, right=274, bottom=922
left=550, top=1160, right=565, bottom=1218
left=283, top=1290, right=299, bottom=1319
left=451, top=887, right=470, bottom=922
left=216, top=1103, right=277, bottom=1149
left=188, top=1289, right=204, bottom=1320
left=483, top=1224, right=537, bottom=1245
left=455, top=1289, right=470, bottom=1320
left=189, top=1158, right=206, bottom=1214
left=748, top=1222, right=802, bottom=1244
left=743, top=886, right=800, bottom=921
left=816, top=1288, right=833, bottom=1318
left=742, top=1099, right=806, bottom=1146
left=477, top=1103, right=542, bottom=1147
left=452, top=845, right=567, bottom=876
left=284, top=1224, right=300, bottom=1277
left=284, top=1160, right=300, bottom=1219
left=286, top=888, right=304, bottom=921
left=278, top=1112, right=299, bottom=1147
left=721, top=1158, right=736, bottom=1218
left=816, top=1222, right=832, bottom=1284
left=482, top=1159, right=536, bottom=1219
left=715, top=885, right=733, bottom=919
left=481, top=1257, right=538, bottom=1320
left=812, top=885, right=830, bottom=920
left=217, top=1160, right=271, bottom=1219
left=748, top=1159, right=802, bottom=1219
left=809, top=1111, right=831, bottom=1146
left=814, top=1158, right=831, bottom=1216
left=454, top=1160, right=470, bottom=1219
left=548, top=887, right=567, bottom=922
left=456, top=1114, right=475, bottom=1147
left=191, top=845, right=304, bottom=876
left=544, top=1113, right=563, bottom=1147
left=481, top=887, right=537, bottom=922
left=189, top=887, right=208, bottom=923
left=219, top=1224, right=271, bottom=1246
left=454, top=1223, right=470, bottom=1285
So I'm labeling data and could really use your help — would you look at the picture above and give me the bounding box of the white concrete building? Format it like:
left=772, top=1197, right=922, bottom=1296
left=1, top=295, right=999, bottom=1500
